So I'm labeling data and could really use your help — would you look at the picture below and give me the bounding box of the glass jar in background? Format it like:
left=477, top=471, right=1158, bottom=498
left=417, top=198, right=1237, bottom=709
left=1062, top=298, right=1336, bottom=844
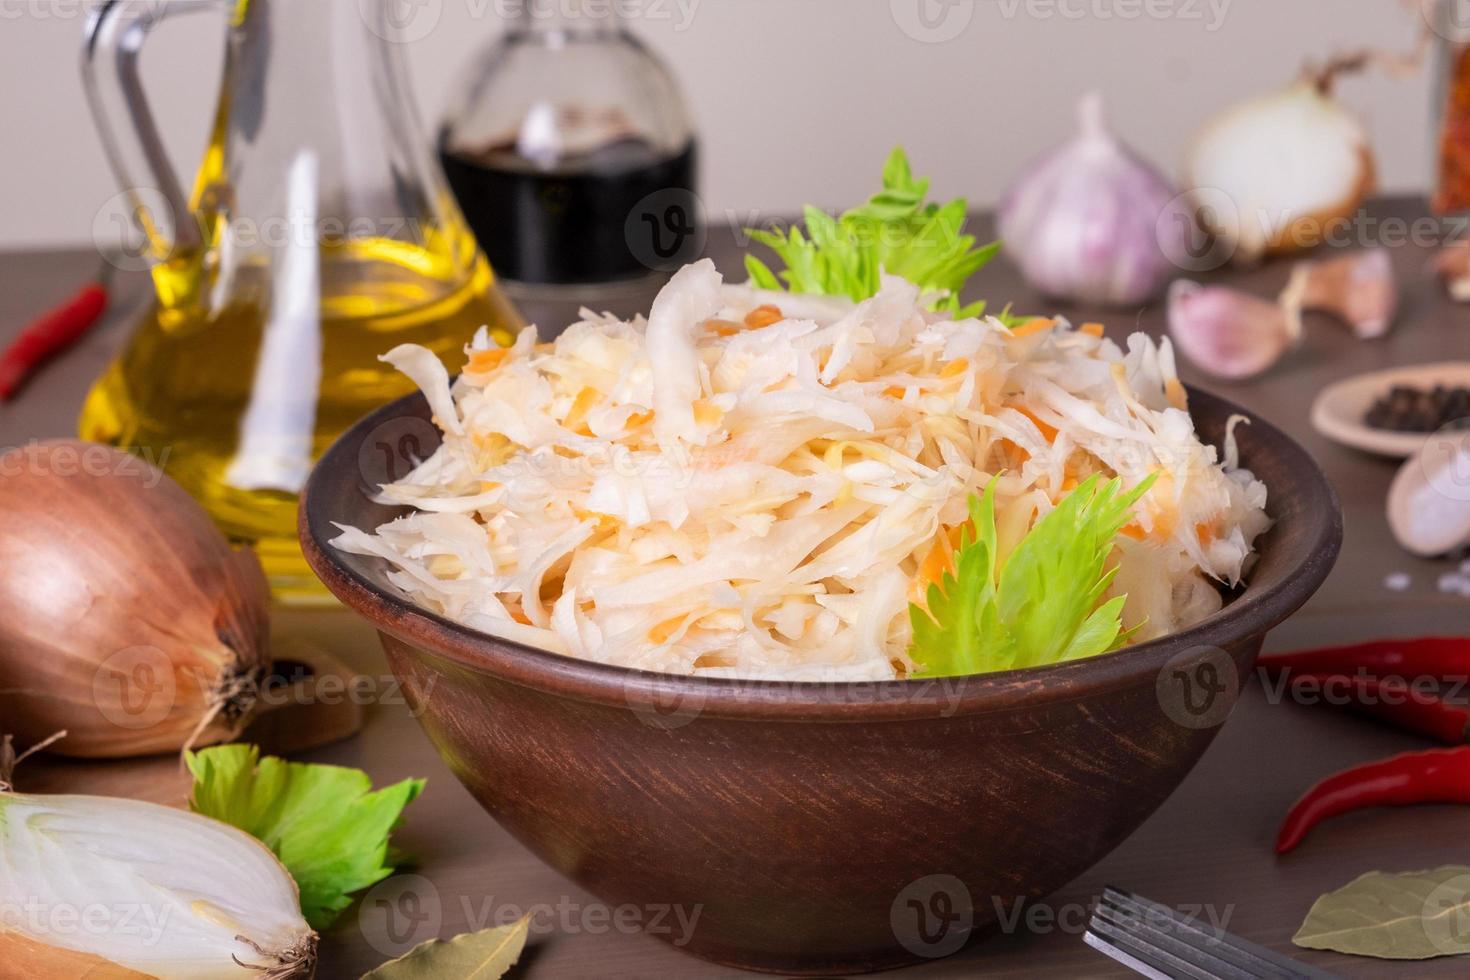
left=438, top=1, right=700, bottom=296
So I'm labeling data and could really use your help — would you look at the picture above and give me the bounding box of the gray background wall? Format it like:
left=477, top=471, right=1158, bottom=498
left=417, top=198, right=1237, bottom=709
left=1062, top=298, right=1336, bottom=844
left=0, top=0, right=1437, bottom=250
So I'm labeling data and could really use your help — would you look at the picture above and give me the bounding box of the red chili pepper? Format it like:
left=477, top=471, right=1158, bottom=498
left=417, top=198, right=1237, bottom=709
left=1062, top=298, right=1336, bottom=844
left=0, top=267, right=112, bottom=402
left=1277, top=747, right=1470, bottom=853
left=1285, top=673, right=1470, bottom=745
left=1258, top=637, right=1470, bottom=681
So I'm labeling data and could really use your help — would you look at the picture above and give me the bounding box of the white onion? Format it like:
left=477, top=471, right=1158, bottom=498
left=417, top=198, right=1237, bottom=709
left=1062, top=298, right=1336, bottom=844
left=0, top=784, right=315, bottom=979
left=1185, top=80, right=1374, bottom=263
left=999, top=92, right=1183, bottom=306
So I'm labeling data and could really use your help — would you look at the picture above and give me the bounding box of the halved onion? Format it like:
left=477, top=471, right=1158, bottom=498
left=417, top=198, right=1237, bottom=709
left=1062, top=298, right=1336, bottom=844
left=0, top=789, right=315, bottom=978
left=1185, top=79, right=1374, bottom=262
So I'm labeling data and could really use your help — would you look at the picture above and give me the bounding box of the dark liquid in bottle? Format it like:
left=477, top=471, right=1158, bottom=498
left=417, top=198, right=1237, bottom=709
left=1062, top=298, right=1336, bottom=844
left=440, top=136, right=699, bottom=285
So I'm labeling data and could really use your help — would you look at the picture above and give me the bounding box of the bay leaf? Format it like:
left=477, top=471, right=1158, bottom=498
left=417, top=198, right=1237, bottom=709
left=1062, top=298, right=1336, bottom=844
left=362, top=916, right=530, bottom=979
left=1294, top=866, right=1470, bottom=960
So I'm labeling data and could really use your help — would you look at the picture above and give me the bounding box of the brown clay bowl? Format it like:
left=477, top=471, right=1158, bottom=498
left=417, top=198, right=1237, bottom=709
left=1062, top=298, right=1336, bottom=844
left=301, top=385, right=1341, bottom=975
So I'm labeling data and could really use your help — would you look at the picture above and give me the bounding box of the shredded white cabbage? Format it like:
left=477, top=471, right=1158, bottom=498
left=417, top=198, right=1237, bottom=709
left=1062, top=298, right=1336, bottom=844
left=335, top=259, right=1271, bottom=681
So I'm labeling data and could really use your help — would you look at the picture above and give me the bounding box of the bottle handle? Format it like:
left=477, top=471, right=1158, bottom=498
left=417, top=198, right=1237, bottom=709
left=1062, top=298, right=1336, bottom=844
left=82, top=0, right=223, bottom=264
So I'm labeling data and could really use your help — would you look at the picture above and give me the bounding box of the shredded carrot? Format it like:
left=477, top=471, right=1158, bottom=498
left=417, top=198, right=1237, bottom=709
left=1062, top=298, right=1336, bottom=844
left=466, top=347, right=511, bottom=374
left=1119, top=523, right=1148, bottom=541
left=1009, top=317, right=1057, bottom=338
left=706, top=318, right=743, bottom=337
left=1196, top=522, right=1215, bottom=546
left=562, top=387, right=600, bottom=435
left=884, top=385, right=908, bottom=399
left=648, top=615, right=685, bottom=644
left=1014, top=405, right=1058, bottom=443
left=625, top=410, right=654, bottom=429
left=744, top=305, right=784, bottom=329
left=939, top=358, right=969, bottom=379
left=693, top=399, right=724, bottom=427
left=909, top=524, right=965, bottom=607
left=1080, top=322, right=1105, bottom=338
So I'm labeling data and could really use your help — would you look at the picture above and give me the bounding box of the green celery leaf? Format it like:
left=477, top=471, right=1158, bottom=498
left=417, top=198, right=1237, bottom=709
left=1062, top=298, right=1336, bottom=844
left=745, top=147, right=1009, bottom=318
left=187, top=744, right=425, bottom=929
left=908, top=473, right=1157, bottom=677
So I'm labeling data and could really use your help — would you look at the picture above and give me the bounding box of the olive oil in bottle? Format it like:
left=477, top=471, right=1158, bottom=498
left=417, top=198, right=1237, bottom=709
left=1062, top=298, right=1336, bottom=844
left=79, top=238, right=520, bottom=603
left=80, top=0, right=524, bottom=602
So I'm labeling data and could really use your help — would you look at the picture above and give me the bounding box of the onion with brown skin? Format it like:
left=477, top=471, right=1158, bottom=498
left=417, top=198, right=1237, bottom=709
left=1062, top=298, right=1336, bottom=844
left=0, top=441, right=269, bottom=757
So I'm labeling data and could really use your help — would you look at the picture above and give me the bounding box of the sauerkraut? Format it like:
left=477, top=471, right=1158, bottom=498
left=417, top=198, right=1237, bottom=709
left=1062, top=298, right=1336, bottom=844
left=333, top=259, right=1270, bottom=682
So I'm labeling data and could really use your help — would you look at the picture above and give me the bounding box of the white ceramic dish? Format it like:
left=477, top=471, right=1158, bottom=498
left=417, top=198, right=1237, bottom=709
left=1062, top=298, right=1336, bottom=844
left=1310, top=362, right=1470, bottom=458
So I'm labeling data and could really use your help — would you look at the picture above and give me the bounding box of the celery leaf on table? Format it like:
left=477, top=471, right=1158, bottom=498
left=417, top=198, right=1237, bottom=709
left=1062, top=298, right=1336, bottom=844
left=909, top=473, right=1156, bottom=677
left=745, top=147, right=1011, bottom=321
left=187, top=744, right=425, bottom=929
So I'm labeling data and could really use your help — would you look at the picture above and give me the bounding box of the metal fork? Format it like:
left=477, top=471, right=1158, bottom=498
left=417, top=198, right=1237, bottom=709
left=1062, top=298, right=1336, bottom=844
left=1084, top=887, right=1340, bottom=980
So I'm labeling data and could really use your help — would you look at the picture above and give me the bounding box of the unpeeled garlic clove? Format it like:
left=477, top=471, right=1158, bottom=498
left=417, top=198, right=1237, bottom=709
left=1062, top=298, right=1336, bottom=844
left=1167, top=279, right=1301, bottom=381
left=1281, top=247, right=1398, bottom=339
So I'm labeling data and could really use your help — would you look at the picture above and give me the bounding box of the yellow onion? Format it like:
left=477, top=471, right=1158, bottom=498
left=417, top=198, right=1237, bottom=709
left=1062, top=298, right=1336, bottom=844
left=0, top=736, right=316, bottom=978
left=0, top=441, right=269, bottom=757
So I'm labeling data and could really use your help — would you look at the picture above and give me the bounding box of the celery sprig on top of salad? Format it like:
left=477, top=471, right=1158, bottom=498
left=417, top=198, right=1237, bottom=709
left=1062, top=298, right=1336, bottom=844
left=744, top=148, right=1016, bottom=322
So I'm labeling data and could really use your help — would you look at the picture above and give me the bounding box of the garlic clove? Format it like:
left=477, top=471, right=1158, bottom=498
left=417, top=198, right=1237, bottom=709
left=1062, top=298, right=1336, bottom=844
left=0, top=790, right=316, bottom=978
left=1281, top=247, right=1398, bottom=339
left=1185, top=80, right=1375, bottom=263
left=999, top=92, right=1180, bottom=307
left=1435, top=241, right=1470, bottom=303
left=1167, top=279, right=1300, bottom=381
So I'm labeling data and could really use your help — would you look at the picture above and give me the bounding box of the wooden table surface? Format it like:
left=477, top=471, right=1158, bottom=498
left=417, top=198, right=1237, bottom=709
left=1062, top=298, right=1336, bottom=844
left=5, top=199, right=1470, bottom=978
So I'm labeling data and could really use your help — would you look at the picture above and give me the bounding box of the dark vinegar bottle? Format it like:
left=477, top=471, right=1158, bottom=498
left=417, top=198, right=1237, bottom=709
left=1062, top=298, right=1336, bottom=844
left=439, top=5, right=700, bottom=288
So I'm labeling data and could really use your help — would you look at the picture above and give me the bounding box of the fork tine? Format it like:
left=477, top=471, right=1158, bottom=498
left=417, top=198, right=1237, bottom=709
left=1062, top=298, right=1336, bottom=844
left=1087, top=909, right=1247, bottom=979
left=1097, top=890, right=1293, bottom=978
left=1086, top=888, right=1341, bottom=980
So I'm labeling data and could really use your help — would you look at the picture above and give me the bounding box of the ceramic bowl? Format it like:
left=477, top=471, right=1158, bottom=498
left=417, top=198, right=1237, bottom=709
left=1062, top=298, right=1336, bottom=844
left=301, top=386, right=1341, bottom=975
